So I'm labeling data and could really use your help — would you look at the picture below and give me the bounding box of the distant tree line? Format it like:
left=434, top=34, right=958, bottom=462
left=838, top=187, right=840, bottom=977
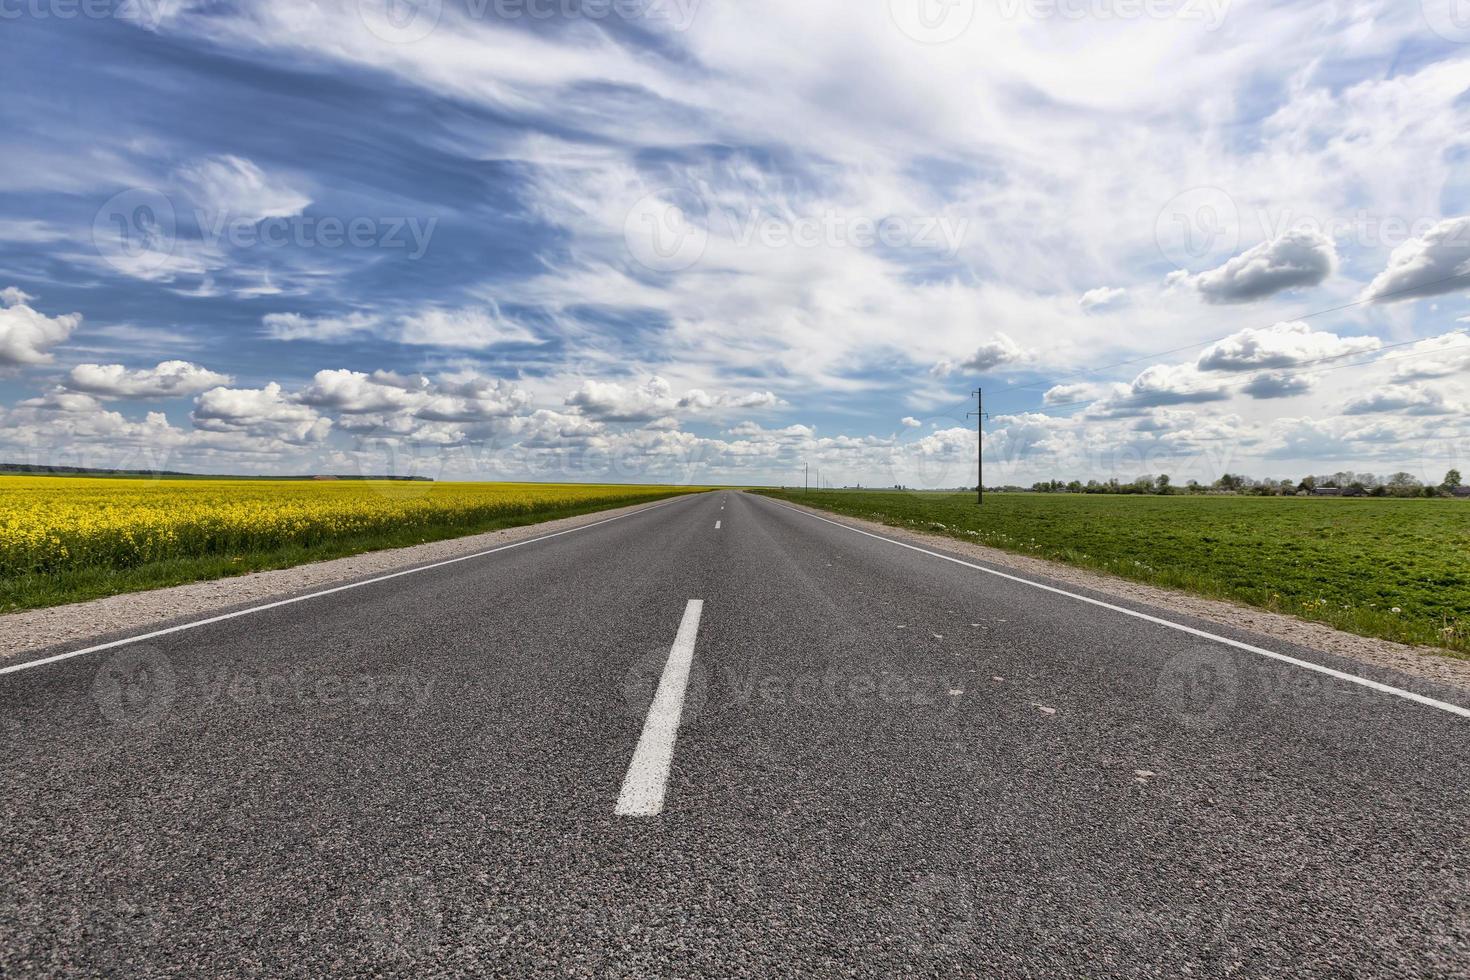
left=1005, top=468, right=1465, bottom=498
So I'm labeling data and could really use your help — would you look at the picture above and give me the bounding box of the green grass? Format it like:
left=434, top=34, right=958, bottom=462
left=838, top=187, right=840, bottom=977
left=756, top=489, right=1470, bottom=656
left=0, top=492, right=686, bottom=614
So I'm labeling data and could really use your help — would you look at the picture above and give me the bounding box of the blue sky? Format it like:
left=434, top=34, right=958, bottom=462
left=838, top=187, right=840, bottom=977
left=2, top=0, right=1469, bottom=486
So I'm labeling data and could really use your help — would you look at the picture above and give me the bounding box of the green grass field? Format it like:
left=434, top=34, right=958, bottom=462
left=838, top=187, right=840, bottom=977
left=755, top=489, right=1470, bottom=656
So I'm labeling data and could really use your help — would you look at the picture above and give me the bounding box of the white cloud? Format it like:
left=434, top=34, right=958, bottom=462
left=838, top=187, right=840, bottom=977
left=1197, top=321, right=1380, bottom=372
left=565, top=376, right=676, bottom=422
left=416, top=374, right=533, bottom=422
left=564, top=376, right=781, bottom=423
left=1241, top=371, right=1315, bottom=400
left=932, top=334, right=1027, bottom=377
left=0, top=286, right=34, bottom=307
left=1390, top=329, right=1470, bottom=381
left=296, top=369, right=426, bottom=414
left=175, top=154, right=311, bottom=222
left=901, top=416, right=921, bottom=428
left=193, top=382, right=332, bottom=443
left=0, top=291, right=80, bottom=367
left=1078, top=287, right=1128, bottom=312
left=1361, top=216, right=1470, bottom=303
left=1092, top=364, right=1228, bottom=416
left=263, top=312, right=379, bottom=342
left=1191, top=230, right=1338, bottom=305
left=1343, top=383, right=1460, bottom=417
left=396, top=306, right=542, bottom=349
left=66, top=361, right=232, bottom=399
left=1042, top=383, right=1103, bottom=406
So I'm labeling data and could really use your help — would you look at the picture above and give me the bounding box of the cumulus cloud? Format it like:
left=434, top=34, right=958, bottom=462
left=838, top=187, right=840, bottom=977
left=1241, top=371, right=1314, bottom=399
left=1389, top=329, right=1470, bottom=381
left=175, top=154, right=311, bottom=221
left=296, top=369, right=426, bottom=414
left=566, top=376, right=781, bottom=422
left=0, top=286, right=33, bottom=307
left=932, top=334, right=1026, bottom=376
left=1361, top=217, right=1470, bottom=302
left=901, top=416, right=922, bottom=428
left=0, top=290, right=80, bottom=366
left=1043, top=382, right=1103, bottom=406
left=1078, top=287, right=1128, bottom=312
left=416, top=374, right=532, bottom=422
left=1092, top=364, right=1228, bottom=416
left=193, top=382, right=332, bottom=443
left=1197, top=321, right=1380, bottom=372
left=66, top=361, right=232, bottom=399
left=1343, top=383, right=1460, bottom=416
left=1190, top=230, right=1338, bottom=304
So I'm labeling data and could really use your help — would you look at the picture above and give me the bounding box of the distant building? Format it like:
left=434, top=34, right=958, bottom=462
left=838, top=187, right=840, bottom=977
left=1312, top=487, right=1342, bottom=496
left=1341, top=486, right=1367, bottom=497
left=1453, top=486, right=1470, bottom=498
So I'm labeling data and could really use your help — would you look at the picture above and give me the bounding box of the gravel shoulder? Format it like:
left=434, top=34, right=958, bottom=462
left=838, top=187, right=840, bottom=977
left=0, top=496, right=685, bottom=662
left=773, top=496, right=1470, bottom=696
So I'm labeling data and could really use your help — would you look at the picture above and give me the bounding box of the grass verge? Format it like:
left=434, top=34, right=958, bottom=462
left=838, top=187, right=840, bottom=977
left=756, top=489, right=1470, bottom=657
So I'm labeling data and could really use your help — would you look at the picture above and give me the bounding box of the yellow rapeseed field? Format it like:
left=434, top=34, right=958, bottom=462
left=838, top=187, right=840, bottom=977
left=0, top=476, right=704, bottom=578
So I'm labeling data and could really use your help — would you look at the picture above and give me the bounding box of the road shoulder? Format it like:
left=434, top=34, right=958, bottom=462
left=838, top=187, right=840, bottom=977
left=0, top=496, right=689, bottom=662
left=766, top=494, right=1470, bottom=695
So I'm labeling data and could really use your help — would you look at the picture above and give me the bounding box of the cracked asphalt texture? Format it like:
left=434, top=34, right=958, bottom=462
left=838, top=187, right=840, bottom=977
left=2, top=490, right=1467, bottom=978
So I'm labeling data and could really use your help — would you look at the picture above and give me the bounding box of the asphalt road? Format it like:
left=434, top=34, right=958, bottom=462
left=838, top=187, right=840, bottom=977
left=2, top=490, right=1467, bottom=978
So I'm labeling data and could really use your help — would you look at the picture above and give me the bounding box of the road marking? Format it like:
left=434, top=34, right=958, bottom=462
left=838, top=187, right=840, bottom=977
left=617, top=599, right=705, bottom=817
left=0, top=495, right=704, bottom=678
left=771, top=501, right=1470, bottom=721
left=715, top=520, right=722, bottom=529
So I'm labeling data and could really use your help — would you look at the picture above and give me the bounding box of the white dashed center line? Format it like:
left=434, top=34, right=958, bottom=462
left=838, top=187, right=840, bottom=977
left=616, top=599, right=705, bottom=817
left=715, top=520, right=722, bottom=529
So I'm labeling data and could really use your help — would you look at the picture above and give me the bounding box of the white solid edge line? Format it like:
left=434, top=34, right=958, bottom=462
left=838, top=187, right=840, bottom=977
left=0, top=495, right=701, bottom=678
left=769, top=500, right=1470, bottom=721
left=617, top=599, right=705, bottom=817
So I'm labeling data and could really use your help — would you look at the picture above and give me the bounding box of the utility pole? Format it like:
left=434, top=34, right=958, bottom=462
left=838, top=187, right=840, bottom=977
left=968, top=388, right=989, bottom=506
left=804, top=462, right=809, bottom=495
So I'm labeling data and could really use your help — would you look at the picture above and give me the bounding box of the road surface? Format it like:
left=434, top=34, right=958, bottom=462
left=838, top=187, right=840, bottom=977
left=2, top=490, right=1467, bottom=977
